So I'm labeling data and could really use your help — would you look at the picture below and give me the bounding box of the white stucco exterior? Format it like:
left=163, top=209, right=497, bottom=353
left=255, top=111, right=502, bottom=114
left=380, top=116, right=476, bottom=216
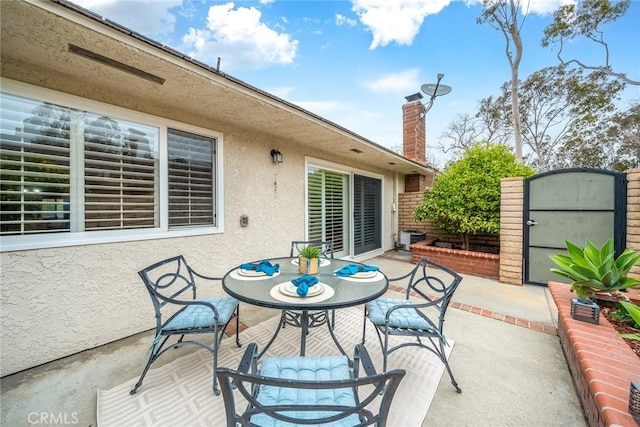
left=0, top=0, right=433, bottom=376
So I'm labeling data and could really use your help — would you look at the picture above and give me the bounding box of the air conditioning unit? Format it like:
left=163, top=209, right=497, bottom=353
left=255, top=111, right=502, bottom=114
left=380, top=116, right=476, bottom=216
left=400, top=230, right=426, bottom=249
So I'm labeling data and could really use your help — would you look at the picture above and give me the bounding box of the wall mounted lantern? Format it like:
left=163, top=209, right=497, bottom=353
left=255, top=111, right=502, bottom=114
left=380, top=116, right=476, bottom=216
left=270, top=149, right=283, bottom=164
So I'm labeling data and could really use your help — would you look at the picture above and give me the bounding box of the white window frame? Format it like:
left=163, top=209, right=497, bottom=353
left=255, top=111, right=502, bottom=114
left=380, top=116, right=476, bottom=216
left=0, top=79, right=224, bottom=252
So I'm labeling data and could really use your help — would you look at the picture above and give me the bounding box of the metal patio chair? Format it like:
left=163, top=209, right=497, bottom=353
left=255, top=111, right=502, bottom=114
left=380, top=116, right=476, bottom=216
left=216, top=342, right=405, bottom=426
left=362, top=258, right=463, bottom=393
left=130, top=255, right=241, bottom=396
left=284, top=240, right=336, bottom=330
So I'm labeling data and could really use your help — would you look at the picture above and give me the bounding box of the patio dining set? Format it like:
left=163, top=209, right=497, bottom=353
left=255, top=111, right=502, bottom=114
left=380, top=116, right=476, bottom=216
left=130, top=240, right=463, bottom=426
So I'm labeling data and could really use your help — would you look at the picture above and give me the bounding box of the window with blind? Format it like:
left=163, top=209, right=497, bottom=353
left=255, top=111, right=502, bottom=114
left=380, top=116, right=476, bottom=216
left=168, top=129, right=214, bottom=227
left=1, top=91, right=219, bottom=249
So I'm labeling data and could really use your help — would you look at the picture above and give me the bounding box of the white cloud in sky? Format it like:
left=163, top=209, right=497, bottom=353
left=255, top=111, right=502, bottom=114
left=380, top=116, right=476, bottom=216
left=336, top=13, right=358, bottom=26
left=182, top=2, right=298, bottom=70
left=527, top=0, right=576, bottom=15
left=364, top=68, right=422, bottom=93
left=351, top=0, right=453, bottom=49
left=71, top=0, right=182, bottom=34
left=294, top=100, right=354, bottom=115
left=351, top=0, right=577, bottom=50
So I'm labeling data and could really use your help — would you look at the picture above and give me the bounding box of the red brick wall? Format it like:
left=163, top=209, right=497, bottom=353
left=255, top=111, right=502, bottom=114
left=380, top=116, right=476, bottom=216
left=410, top=241, right=500, bottom=280
left=549, top=282, right=640, bottom=427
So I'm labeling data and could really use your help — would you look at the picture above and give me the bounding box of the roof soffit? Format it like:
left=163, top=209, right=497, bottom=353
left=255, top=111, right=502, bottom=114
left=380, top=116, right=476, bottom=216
left=1, top=0, right=434, bottom=177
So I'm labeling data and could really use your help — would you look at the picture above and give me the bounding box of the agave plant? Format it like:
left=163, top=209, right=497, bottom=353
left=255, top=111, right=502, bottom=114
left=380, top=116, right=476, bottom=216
left=549, top=237, right=640, bottom=299
left=617, top=301, right=640, bottom=342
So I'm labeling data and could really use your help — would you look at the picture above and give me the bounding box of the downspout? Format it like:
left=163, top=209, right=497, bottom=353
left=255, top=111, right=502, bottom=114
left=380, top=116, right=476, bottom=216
left=391, top=172, right=399, bottom=250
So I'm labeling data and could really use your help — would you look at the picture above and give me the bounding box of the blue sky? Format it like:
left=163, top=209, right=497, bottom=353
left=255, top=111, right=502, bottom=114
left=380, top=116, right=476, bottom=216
left=71, top=0, right=639, bottom=167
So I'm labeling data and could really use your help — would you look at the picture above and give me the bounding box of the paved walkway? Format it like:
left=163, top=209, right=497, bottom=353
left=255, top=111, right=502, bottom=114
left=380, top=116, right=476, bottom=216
left=1, top=251, right=587, bottom=426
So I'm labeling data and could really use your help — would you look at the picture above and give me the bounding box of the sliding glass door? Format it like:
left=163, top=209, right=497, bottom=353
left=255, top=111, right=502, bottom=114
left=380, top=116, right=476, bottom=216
left=353, top=174, right=381, bottom=256
left=307, top=163, right=382, bottom=258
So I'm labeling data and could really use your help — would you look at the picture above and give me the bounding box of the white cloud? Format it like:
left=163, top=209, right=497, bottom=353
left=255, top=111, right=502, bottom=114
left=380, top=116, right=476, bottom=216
left=363, top=68, right=422, bottom=93
left=182, top=2, right=298, bottom=70
left=351, top=0, right=453, bottom=49
left=526, top=0, right=576, bottom=15
left=71, top=0, right=183, bottom=34
left=335, top=13, right=357, bottom=26
left=462, top=0, right=576, bottom=16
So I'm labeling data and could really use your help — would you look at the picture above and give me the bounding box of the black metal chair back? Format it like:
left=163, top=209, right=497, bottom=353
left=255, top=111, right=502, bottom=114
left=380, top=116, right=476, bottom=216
left=216, top=343, right=405, bottom=427
left=363, top=257, right=463, bottom=393
left=139, top=255, right=198, bottom=313
left=290, top=240, right=334, bottom=258
left=131, top=255, right=241, bottom=395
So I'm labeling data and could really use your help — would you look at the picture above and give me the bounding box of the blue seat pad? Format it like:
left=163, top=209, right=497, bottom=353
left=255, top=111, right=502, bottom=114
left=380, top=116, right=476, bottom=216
left=164, top=297, right=238, bottom=330
left=252, top=355, right=358, bottom=427
left=366, top=297, right=438, bottom=331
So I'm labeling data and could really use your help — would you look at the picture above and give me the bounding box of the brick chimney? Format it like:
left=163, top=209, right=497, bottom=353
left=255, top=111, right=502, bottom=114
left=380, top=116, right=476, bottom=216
left=402, top=98, right=426, bottom=165
left=402, top=95, right=428, bottom=193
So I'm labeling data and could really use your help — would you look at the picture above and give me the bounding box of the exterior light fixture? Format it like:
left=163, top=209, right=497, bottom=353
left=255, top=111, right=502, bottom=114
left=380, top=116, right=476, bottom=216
left=570, top=298, right=600, bottom=324
left=270, top=149, right=283, bottom=164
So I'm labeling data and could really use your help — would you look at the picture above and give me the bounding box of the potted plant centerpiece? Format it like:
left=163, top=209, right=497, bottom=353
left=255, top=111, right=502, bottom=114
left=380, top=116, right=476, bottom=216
left=549, top=237, right=640, bottom=302
left=298, top=245, right=321, bottom=275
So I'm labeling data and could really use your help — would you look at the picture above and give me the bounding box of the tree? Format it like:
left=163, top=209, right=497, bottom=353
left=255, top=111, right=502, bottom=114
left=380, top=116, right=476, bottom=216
left=414, top=143, right=534, bottom=250
left=437, top=104, right=512, bottom=156
left=563, top=99, right=640, bottom=171
left=436, top=113, right=484, bottom=156
left=478, top=0, right=527, bottom=162
left=610, top=101, right=640, bottom=170
left=542, top=0, right=639, bottom=86
left=480, top=65, right=623, bottom=171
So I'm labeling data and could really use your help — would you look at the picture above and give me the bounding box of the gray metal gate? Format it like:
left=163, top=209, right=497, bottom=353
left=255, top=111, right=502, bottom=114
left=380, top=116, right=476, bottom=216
left=524, top=168, right=626, bottom=285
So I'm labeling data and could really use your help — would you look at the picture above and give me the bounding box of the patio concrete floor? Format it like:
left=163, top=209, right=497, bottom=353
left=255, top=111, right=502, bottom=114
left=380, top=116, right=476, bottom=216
left=1, top=250, right=587, bottom=426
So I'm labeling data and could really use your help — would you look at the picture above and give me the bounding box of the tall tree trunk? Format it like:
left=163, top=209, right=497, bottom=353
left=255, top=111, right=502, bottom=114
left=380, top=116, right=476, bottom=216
left=508, top=0, right=523, bottom=163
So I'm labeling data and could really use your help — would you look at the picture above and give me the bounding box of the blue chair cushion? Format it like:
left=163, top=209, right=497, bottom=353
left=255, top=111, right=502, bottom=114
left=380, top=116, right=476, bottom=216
left=366, top=297, right=440, bottom=332
left=164, top=297, right=238, bottom=330
left=251, top=355, right=358, bottom=427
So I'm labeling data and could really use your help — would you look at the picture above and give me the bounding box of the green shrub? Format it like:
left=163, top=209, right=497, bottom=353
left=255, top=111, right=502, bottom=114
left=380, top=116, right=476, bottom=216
left=414, top=143, right=534, bottom=249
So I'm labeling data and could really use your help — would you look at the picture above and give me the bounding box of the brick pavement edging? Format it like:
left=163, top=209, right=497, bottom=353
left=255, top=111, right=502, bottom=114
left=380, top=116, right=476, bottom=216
left=548, top=281, right=640, bottom=427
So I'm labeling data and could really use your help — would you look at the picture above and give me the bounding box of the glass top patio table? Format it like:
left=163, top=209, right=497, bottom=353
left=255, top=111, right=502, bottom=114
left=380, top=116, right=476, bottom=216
left=222, top=257, right=388, bottom=358
left=222, top=257, right=388, bottom=311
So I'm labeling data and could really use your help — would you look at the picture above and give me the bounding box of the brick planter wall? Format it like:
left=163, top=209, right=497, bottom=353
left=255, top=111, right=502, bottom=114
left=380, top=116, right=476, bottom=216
left=409, top=240, right=500, bottom=280
left=548, top=282, right=640, bottom=427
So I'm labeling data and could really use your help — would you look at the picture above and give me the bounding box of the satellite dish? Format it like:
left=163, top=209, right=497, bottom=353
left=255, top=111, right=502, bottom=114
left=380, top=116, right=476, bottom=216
left=421, top=83, right=452, bottom=97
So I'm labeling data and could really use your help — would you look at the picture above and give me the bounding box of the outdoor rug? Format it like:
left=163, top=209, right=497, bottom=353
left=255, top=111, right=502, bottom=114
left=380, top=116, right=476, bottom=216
left=97, top=307, right=454, bottom=427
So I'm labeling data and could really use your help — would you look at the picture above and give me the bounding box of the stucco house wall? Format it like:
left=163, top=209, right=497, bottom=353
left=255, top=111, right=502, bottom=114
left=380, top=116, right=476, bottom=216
left=0, top=0, right=427, bottom=376
left=0, top=124, right=397, bottom=375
